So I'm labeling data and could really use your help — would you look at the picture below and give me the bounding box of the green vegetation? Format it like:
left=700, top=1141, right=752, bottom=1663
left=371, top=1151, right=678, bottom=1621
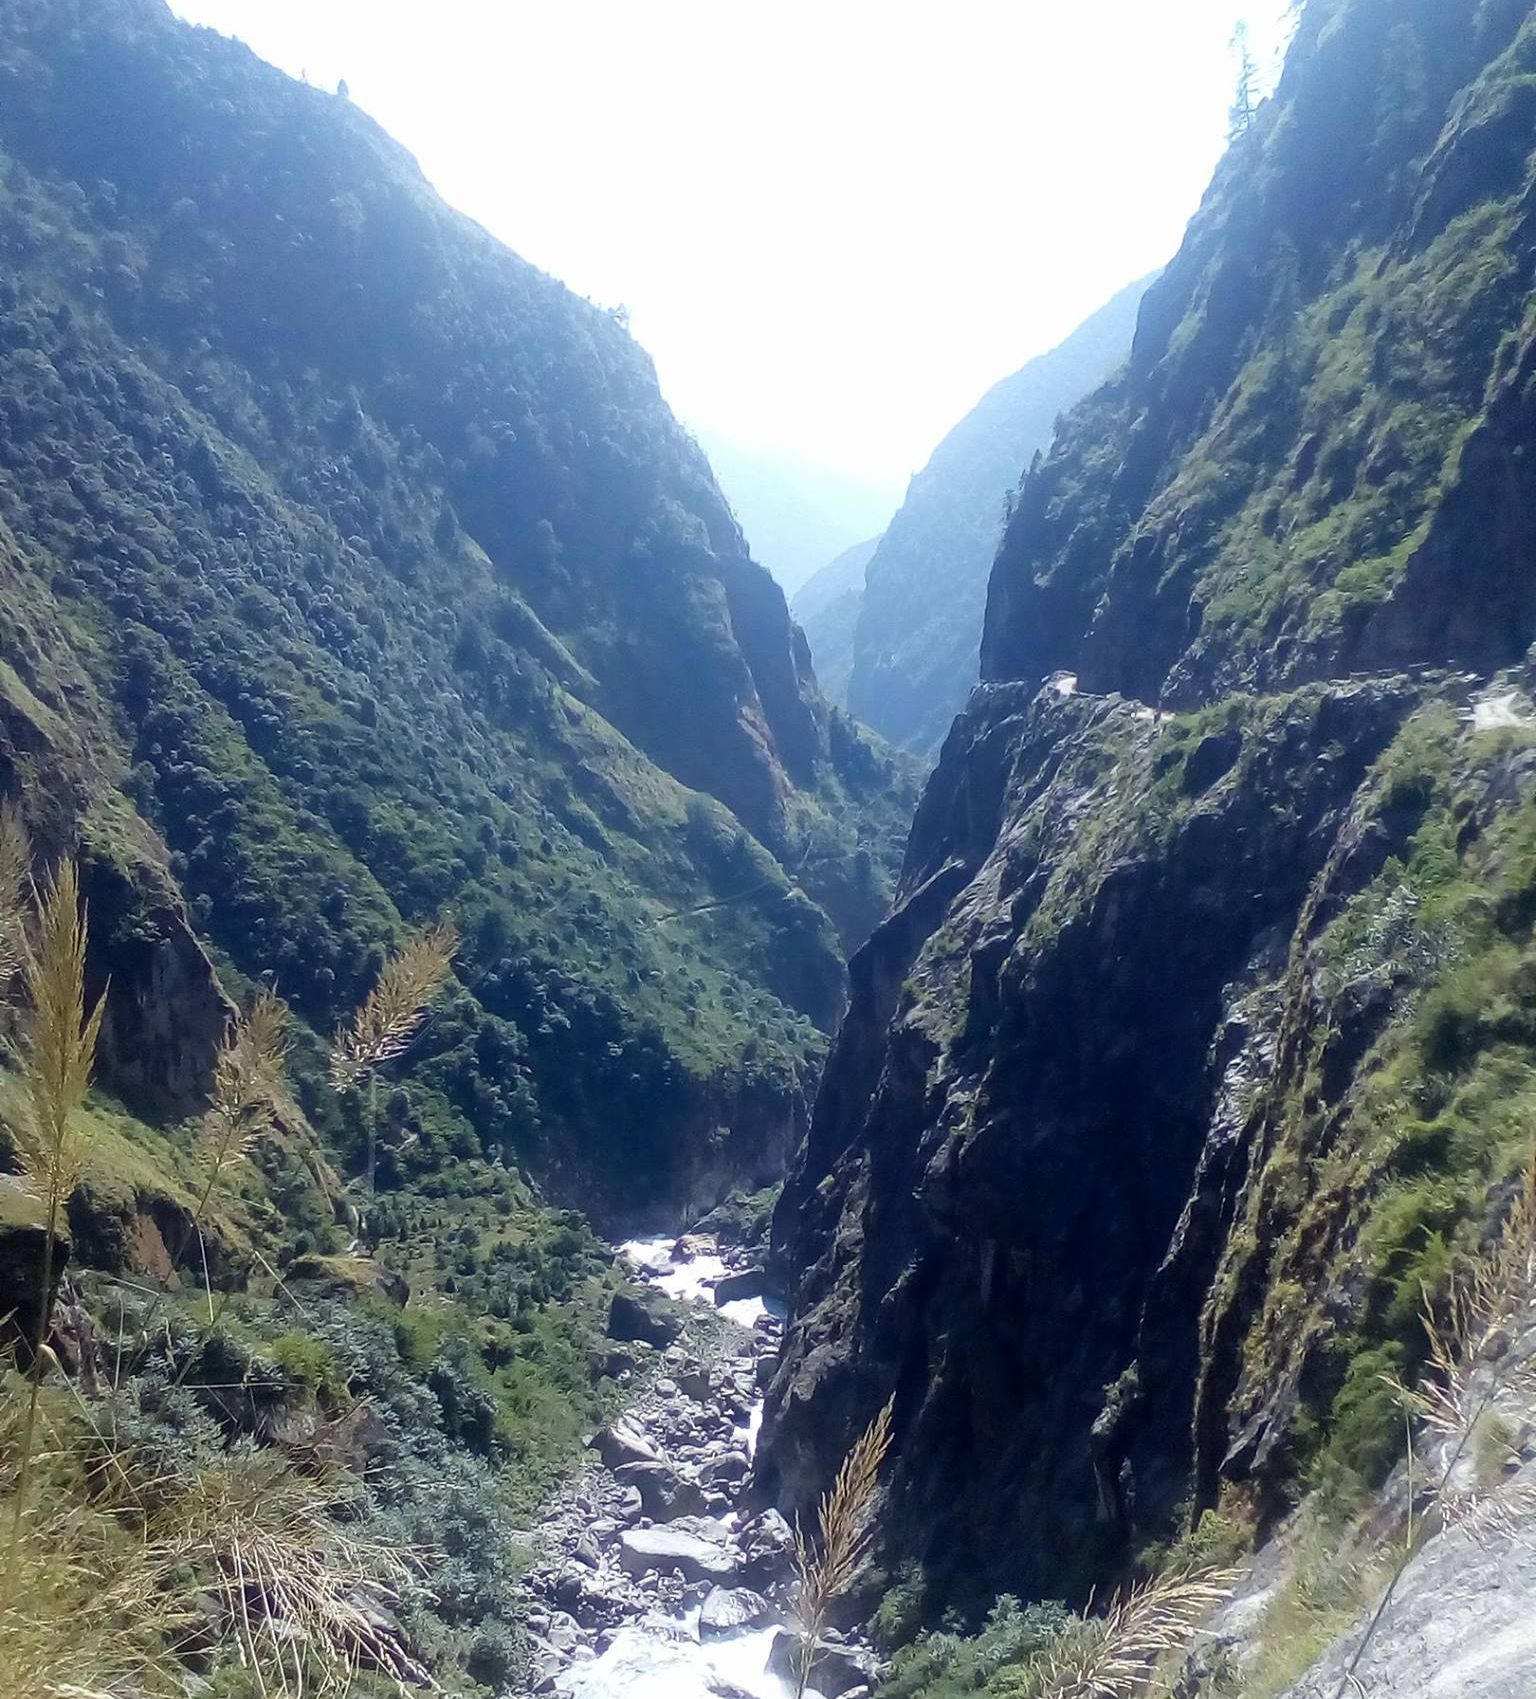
left=0, top=837, right=632, bottom=1694
left=875, top=1570, right=1232, bottom=1699
left=0, top=0, right=913, bottom=1225
left=878, top=1597, right=1077, bottom=1699
left=989, top=4, right=1536, bottom=702
left=0, top=9, right=916, bottom=1686
left=1209, top=1515, right=1381, bottom=1699
left=1220, top=703, right=1536, bottom=1496
left=1191, top=195, right=1523, bottom=655
left=693, top=1181, right=781, bottom=1249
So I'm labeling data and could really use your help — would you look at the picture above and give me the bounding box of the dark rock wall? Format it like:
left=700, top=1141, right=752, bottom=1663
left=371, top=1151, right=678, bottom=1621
left=761, top=0, right=1536, bottom=1610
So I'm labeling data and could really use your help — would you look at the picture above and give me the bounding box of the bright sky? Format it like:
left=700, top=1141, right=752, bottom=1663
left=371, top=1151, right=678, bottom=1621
left=169, top=0, right=1288, bottom=497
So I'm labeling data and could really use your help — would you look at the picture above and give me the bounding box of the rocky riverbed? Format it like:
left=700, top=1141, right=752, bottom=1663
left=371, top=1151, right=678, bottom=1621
left=514, top=1235, right=877, bottom=1699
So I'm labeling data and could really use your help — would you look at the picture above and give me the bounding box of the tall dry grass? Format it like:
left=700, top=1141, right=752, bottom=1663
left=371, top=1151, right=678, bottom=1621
left=0, top=1383, right=422, bottom=1699
left=200, top=988, right=288, bottom=1196
left=1037, top=1569, right=1232, bottom=1698
left=792, top=1397, right=894, bottom=1699
left=2, top=856, right=106, bottom=1608
left=0, top=859, right=420, bottom=1695
left=329, top=919, right=456, bottom=1193
left=138, top=1446, right=424, bottom=1695
left=1324, top=1148, right=1536, bottom=1698
left=188, top=988, right=288, bottom=1319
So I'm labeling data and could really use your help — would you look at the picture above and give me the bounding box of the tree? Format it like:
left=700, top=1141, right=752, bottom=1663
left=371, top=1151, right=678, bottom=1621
left=1229, top=20, right=1259, bottom=141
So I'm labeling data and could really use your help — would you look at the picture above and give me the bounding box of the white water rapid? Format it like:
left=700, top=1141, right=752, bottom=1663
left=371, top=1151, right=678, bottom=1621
left=550, top=1238, right=818, bottom=1699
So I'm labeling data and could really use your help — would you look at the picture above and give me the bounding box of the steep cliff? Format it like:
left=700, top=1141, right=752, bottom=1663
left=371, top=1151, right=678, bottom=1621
left=792, top=535, right=881, bottom=709
left=0, top=0, right=913, bottom=1227
left=761, top=0, right=1536, bottom=1617
left=846, top=276, right=1152, bottom=756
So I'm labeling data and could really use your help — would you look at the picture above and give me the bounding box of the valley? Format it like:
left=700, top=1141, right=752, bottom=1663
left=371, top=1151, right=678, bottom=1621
left=5, top=1, right=1536, bottom=1698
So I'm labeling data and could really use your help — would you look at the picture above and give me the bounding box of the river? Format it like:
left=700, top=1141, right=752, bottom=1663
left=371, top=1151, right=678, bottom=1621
left=533, top=1235, right=835, bottom=1699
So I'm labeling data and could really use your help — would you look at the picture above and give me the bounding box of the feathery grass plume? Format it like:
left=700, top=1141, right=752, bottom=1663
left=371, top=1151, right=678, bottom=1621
left=330, top=918, right=456, bottom=1194
left=792, top=1397, right=894, bottom=1699
left=2, top=858, right=106, bottom=1609
left=1327, top=1145, right=1536, bottom=1699
left=0, top=801, right=28, bottom=989
left=199, top=987, right=288, bottom=1200
left=14, top=859, right=107, bottom=1209
left=180, top=988, right=289, bottom=1323
left=1036, top=1568, right=1233, bottom=1698
left=1, top=1379, right=420, bottom=1699
left=121, top=989, right=292, bottom=1355
left=329, top=920, right=458, bottom=1093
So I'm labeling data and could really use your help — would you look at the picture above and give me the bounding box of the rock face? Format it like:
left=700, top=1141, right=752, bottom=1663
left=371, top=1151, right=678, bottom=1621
left=844, top=275, right=1152, bottom=756
left=760, top=0, right=1536, bottom=1614
left=792, top=537, right=881, bottom=710
left=0, top=1177, right=69, bottom=1356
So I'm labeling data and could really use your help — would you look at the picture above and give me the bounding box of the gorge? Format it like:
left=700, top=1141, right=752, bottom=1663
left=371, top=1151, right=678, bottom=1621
left=4, top=1, right=1536, bottom=1698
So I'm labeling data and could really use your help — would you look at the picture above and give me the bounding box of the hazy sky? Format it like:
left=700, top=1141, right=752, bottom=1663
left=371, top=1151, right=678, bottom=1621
left=169, top=1, right=1288, bottom=499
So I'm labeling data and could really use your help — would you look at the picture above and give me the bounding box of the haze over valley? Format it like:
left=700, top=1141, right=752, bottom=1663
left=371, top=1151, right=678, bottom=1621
left=3, top=5, right=1536, bottom=1699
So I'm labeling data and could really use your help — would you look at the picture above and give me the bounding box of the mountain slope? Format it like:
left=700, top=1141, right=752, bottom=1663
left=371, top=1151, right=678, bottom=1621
left=846, top=275, right=1153, bottom=755
left=791, top=535, right=881, bottom=708
left=0, top=0, right=913, bottom=1227
left=759, top=0, right=1536, bottom=1626
left=692, top=430, right=899, bottom=597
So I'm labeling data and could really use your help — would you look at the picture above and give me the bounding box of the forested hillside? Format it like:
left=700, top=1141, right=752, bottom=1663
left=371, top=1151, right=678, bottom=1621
left=762, top=2, right=1536, bottom=1687
left=0, top=6, right=914, bottom=1688
left=0, top=0, right=913, bottom=1224
left=13, top=0, right=1536, bottom=1693
left=845, top=276, right=1151, bottom=755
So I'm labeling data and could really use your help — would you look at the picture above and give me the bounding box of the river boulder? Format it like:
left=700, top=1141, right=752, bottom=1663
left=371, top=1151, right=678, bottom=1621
left=711, top=1267, right=768, bottom=1305
left=699, top=1586, right=771, bottom=1637
left=591, top=1418, right=664, bottom=1469
left=767, top=1629, right=877, bottom=1694
left=612, top=1459, right=706, bottom=1519
left=617, top=1527, right=739, bottom=1585
left=607, top=1288, right=683, bottom=1348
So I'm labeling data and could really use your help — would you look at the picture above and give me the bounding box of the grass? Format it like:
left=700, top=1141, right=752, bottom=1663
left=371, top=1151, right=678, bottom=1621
left=793, top=1399, right=895, bottom=1699
left=874, top=1568, right=1233, bottom=1699
left=3, top=857, right=105, bottom=1610
left=0, top=1377, right=424, bottom=1699
left=0, top=846, right=628, bottom=1693
left=1219, top=1515, right=1382, bottom=1699
left=1202, top=698, right=1536, bottom=1500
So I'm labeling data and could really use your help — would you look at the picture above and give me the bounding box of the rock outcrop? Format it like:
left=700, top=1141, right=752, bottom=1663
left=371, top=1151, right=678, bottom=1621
left=760, top=0, right=1536, bottom=1614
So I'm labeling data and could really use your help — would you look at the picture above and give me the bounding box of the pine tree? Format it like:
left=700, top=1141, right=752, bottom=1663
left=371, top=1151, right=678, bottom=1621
left=1229, top=20, right=1259, bottom=141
